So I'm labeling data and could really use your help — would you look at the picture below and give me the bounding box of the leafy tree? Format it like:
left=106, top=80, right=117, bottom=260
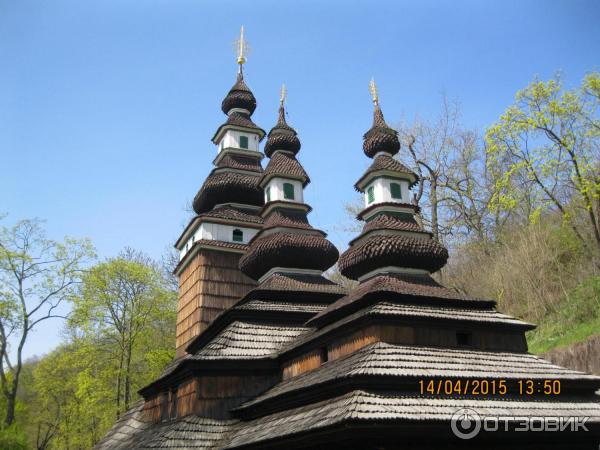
left=486, top=73, right=600, bottom=256
left=68, top=248, right=176, bottom=417
left=0, top=219, right=94, bottom=426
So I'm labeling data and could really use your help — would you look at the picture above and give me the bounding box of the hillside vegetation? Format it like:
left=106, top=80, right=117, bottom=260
left=397, top=72, right=600, bottom=356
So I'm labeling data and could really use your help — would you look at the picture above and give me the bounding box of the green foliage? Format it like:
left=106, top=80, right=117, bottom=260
left=0, top=424, right=27, bottom=450
left=8, top=249, right=176, bottom=449
left=485, top=72, right=600, bottom=255
left=0, top=218, right=95, bottom=427
left=528, top=275, right=600, bottom=354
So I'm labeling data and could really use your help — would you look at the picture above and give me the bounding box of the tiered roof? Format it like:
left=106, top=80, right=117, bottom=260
left=137, top=95, right=344, bottom=403
left=99, top=69, right=600, bottom=450
left=238, top=99, right=338, bottom=281
left=193, top=68, right=265, bottom=215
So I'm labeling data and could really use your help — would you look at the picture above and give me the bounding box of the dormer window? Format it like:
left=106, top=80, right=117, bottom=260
left=239, top=135, right=249, bottom=149
left=232, top=229, right=244, bottom=242
left=367, top=186, right=375, bottom=204
left=283, top=182, right=295, bottom=200
left=390, top=182, right=402, bottom=200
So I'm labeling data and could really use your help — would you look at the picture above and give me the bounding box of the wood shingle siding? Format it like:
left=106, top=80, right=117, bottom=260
left=175, top=250, right=256, bottom=356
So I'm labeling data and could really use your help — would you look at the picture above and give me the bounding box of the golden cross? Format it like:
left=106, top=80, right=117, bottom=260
left=280, top=84, right=287, bottom=106
left=236, top=26, right=248, bottom=67
left=369, top=77, right=379, bottom=105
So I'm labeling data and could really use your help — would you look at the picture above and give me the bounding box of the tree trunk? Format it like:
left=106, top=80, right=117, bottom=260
left=4, top=391, right=16, bottom=426
left=430, top=177, right=440, bottom=242
left=124, top=340, right=133, bottom=410
left=115, top=347, right=124, bottom=417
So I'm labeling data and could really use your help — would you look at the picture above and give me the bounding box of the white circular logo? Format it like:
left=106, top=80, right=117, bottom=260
left=451, top=408, right=481, bottom=439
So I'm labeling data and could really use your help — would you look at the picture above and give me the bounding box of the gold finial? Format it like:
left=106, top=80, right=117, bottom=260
left=368, top=77, right=379, bottom=105
left=235, top=26, right=249, bottom=68
left=280, top=84, right=287, bottom=106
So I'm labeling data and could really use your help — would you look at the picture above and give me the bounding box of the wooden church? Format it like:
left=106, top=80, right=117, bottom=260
left=96, top=29, right=600, bottom=449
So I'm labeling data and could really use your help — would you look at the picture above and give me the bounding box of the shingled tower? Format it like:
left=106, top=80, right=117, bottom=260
left=173, top=27, right=266, bottom=356
left=97, top=59, right=600, bottom=450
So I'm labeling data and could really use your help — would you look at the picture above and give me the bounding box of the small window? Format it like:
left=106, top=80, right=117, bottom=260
left=367, top=186, right=375, bottom=204
left=266, top=186, right=271, bottom=202
left=220, top=140, right=224, bottom=150
left=232, top=229, right=244, bottom=242
left=239, top=135, right=249, bottom=149
left=283, top=182, right=295, bottom=200
left=390, top=182, right=402, bottom=200
left=456, top=332, right=472, bottom=347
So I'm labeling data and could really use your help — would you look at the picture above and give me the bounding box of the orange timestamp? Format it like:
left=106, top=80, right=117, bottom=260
left=417, top=378, right=561, bottom=396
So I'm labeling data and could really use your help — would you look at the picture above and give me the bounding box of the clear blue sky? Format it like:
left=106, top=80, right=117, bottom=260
left=1, top=0, right=599, bottom=359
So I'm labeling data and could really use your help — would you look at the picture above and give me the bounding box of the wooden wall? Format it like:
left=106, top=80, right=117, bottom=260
left=176, top=249, right=256, bottom=357
left=143, top=374, right=277, bottom=422
left=284, top=324, right=528, bottom=379
left=282, top=349, right=323, bottom=380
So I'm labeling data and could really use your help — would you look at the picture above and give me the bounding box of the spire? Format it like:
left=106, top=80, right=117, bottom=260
left=264, top=85, right=301, bottom=157
left=334, top=79, right=448, bottom=280
left=239, top=97, right=338, bottom=281
left=195, top=27, right=265, bottom=214
left=220, top=27, right=257, bottom=115
left=363, top=78, right=400, bottom=158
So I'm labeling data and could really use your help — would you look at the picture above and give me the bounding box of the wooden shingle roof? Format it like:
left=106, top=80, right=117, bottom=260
left=309, top=273, right=493, bottom=328
left=193, top=321, right=307, bottom=360
left=227, top=389, right=600, bottom=448
left=239, top=342, right=599, bottom=413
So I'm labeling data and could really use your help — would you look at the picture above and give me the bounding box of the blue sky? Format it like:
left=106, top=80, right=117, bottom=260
left=1, top=0, right=599, bottom=359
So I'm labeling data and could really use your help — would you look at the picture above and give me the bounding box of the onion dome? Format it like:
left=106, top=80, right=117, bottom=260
left=363, top=104, right=400, bottom=158
left=239, top=232, right=339, bottom=280
left=263, top=105, right=301, bottom=157
left=221, top=70, right=257, bottom=115
left=338, top=234, right=448, bottom=279
left=362, top=78, right=399, bottom=158
left=192, top=170, right=263, bottom=214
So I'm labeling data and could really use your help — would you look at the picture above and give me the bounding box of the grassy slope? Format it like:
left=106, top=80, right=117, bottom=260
left=526, top=275, right=600, bottom=354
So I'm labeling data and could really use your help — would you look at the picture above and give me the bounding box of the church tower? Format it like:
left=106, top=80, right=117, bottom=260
left=173, top=27, right=265, bottom=356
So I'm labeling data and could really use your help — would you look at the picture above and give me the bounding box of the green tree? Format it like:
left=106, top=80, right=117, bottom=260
left=68, top=248, right=176, bottom=417
left=0, top=219, right=94, bottom=426
left=486, top=73, right=600, bottom=256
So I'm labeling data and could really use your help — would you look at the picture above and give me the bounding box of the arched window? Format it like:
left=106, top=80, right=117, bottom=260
left=239, top=135, right=249, bottom=149
left=390, top=182, right=402, bottom=200
left=232, top=229, right=244, bottom=242
left=367, top=186, right=375, bottom=204
left=283, top=182, right=295, bottom=200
